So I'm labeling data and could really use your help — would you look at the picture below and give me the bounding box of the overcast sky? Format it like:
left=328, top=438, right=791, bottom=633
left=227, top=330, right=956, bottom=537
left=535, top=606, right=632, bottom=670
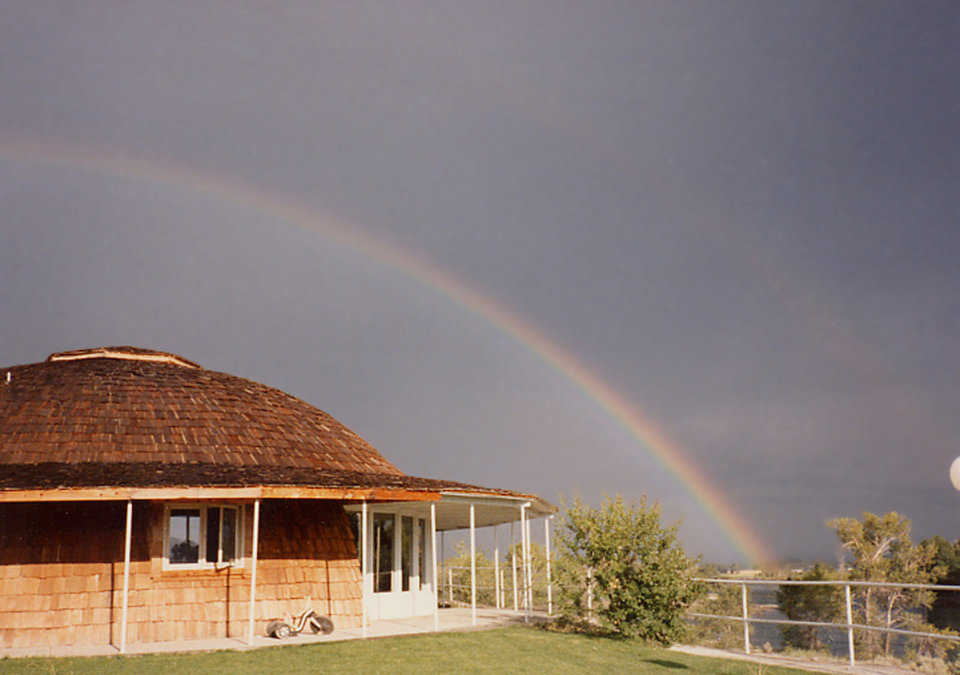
left=2, top=1, right=957, bottom=564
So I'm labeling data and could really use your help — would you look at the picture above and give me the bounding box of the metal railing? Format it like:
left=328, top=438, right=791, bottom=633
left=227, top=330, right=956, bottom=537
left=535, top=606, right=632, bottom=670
left=689, top=577, right=960, bottom=668
left=439, top=564, right=550, bottom=613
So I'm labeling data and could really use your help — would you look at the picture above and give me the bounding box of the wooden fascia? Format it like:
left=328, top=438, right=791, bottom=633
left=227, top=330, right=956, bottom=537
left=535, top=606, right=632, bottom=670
left=0, top=486, right=441, bottom=503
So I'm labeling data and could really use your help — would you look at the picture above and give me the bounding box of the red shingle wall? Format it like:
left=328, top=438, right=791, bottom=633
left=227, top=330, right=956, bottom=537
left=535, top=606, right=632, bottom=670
left=0, top=500, right=361, bottom=650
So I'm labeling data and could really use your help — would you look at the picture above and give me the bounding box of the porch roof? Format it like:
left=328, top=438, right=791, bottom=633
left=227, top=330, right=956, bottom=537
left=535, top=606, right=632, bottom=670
left=0, top=462, right=555, bottom=517
left=343, top=492, right=556, bottom=531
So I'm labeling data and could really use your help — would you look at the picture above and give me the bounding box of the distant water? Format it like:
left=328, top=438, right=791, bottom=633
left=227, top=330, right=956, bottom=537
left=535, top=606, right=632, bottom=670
left=746, top=585, right=919, bottom=659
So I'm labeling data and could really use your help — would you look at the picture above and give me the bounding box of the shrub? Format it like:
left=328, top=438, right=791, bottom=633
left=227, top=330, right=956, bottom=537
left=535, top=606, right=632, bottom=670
left=555, top=495, right=700, bottom=643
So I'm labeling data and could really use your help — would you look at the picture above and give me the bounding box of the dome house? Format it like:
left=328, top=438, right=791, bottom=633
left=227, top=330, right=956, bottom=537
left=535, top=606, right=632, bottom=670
left=0, top=347, right=553, bottom=653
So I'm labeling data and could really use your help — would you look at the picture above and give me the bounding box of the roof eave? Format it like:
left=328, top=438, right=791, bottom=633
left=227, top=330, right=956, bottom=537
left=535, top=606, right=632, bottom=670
left=0, top=485, right=440, bottom=503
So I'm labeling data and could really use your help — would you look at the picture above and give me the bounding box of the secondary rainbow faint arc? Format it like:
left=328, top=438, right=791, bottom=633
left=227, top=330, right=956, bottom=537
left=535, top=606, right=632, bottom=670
left=1, top=138, right=775, bottom=564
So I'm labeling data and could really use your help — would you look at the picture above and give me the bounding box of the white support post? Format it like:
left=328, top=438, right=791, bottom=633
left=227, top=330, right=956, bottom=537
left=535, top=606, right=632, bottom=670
left=545, top=516, right=553, bottom=616
left=845, top=583, right=855, bottom=667
left=525, top=512, right=533, bottom=617
left=247, top=499, right=260, bottom=645
left=511, top=521, right=518, bottom=611
left=431, top=503, right=439, bottom=632
left=741, top=582, right=750, bottom=655
left=494, top=525, right=501, bottom=610
left=499, top=568, right=505, bottom=608
left=520, top=503, right=529, bottom=618
left=119, top=500, right=132, bottom=653
left=361, top=501, right=368, bottom=638
left=448, top=568, right=453, bottom=605
left=469, top=502, right=477, bottom=625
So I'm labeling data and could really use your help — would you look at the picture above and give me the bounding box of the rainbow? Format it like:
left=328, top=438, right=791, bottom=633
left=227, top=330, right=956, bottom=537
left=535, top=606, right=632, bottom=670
left=0, top=138, right=776, bottom=564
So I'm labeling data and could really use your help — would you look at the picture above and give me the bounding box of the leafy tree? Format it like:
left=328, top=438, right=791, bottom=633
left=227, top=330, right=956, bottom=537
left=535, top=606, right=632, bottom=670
left=923, top=536, right=960, bottom=631
left=828, top=511, right=946, bottom=658
left=927, top=536, right=960, bottom=581
left=776, top=563, right=842, bottom=650
left=554, top=495, right=700, bottom=643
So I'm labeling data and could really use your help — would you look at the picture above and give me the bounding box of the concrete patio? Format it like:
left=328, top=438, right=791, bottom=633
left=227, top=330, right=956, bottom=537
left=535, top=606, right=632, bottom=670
left=0, top=608, right=542, bottom=660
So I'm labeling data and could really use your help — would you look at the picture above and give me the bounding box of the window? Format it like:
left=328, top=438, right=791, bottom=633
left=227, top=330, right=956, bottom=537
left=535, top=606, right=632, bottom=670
left=169, top=508, right=201, bottom=563
left=373, top=513, right=394, bottom=592
left=418, top=518, right=426, bottom=590
left=165, top=504, right=242, bottom=568
left=351, top=512, right=361, bottom=563
left=206, top=506, right=238, bottom=564
left=401, top=516, right=413, bottom=591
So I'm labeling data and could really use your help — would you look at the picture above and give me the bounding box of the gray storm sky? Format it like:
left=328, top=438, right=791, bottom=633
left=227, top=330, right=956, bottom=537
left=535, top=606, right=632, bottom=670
left=1, top=1, right=957, bottom=564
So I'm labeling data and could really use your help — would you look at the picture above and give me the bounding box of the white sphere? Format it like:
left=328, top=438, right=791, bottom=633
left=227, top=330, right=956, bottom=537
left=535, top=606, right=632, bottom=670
left=950, top=457, right=960, bottom=491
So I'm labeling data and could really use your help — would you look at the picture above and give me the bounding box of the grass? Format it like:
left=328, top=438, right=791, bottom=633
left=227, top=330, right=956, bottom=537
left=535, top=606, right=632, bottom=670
left=0, top=626, right=813, bottom=674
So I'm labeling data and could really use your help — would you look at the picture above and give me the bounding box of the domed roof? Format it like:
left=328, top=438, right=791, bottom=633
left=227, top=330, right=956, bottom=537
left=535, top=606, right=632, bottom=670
left=0, top=347, right=403, bottom=476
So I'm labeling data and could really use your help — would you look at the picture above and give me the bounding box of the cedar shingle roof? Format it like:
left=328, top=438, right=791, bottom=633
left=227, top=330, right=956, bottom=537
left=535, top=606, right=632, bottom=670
left=0, top=347, right=403, bottom=478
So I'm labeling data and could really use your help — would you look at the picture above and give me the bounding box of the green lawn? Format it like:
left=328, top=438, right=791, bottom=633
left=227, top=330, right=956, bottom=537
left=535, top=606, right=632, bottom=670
left=1, top=627, right=810, bottom=674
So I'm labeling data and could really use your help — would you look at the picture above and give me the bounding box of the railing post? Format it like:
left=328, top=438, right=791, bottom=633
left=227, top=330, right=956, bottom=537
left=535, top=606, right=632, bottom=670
left=741, top=582, right=750, bottom=655
left=845, top=583, right=855, bottom=667
left=586, top=567, right=593, bottom=621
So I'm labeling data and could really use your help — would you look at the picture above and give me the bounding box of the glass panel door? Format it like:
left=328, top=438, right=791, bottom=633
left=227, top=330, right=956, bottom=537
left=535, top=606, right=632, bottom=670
left=418, top=518, right=426, bottom=590
left=401, top=516, right=413, bottom=592
left=373, top=513, right=394, bottom=593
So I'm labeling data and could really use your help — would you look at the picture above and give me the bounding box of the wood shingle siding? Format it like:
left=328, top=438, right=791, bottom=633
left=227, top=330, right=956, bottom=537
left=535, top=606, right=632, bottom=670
left=0, top=500, right=361, bottom=649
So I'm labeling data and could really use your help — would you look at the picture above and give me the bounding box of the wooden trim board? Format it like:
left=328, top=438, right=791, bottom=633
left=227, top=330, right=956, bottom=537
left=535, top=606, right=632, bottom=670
left=0, top=486, right=441, bottom=503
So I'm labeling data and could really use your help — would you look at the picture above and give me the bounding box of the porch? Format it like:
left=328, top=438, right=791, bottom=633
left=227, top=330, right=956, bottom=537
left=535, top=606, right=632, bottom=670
left=0, top=607, right=546, bottom=659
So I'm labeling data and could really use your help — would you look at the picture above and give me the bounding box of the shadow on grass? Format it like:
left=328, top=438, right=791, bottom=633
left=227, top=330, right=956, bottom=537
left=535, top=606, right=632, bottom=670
left=538, top=618, right=623, bottom=639
left=640, top=659, right=689, bottom=669
left=537, top=618, right=665, bottom=645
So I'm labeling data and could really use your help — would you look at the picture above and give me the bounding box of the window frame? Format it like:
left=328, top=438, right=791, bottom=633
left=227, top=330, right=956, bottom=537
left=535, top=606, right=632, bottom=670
left=162, top=503, right=245, bottom=570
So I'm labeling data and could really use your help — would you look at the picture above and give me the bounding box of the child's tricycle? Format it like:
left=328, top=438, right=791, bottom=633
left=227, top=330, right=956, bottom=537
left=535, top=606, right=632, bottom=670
left=266, top=598, right=334, bottom=639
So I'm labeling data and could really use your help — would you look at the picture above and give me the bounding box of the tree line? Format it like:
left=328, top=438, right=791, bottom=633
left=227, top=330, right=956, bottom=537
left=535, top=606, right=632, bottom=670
left=774, top=511, right=959, bottom=662
left=511, top=496, right=959, bottom=668
left=443, top=496, right=960, bottom=668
